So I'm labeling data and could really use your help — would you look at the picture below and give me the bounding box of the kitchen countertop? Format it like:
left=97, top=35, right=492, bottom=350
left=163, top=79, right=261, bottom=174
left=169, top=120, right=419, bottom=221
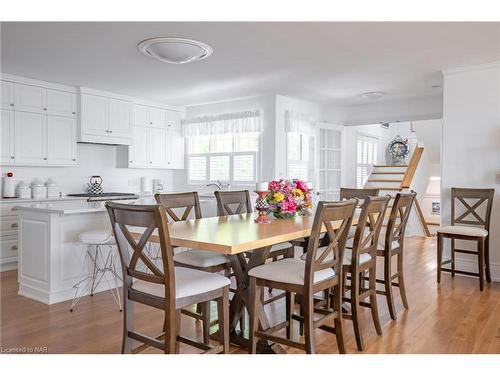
left=0, top=196, right=88, bottom=204
left=13, top=195, right=220, bottom=215
left=14, top=198, right=158, bottom=215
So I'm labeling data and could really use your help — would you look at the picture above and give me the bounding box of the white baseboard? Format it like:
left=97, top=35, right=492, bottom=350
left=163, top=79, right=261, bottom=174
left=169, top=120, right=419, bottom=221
left=19, top=277, right=123, bottom=305
left=453, top=256, right=500, bottom=282
left=0, top=261, right=17, bottom=272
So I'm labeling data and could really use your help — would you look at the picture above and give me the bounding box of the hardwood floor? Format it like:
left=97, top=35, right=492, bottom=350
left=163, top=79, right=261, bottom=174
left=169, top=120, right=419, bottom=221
left=1, top=236, right=499, bottom=354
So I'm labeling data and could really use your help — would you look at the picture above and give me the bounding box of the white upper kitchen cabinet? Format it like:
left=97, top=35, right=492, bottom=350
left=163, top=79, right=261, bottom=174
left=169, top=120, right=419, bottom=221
left=132, top=104, right=149, bottom=127
left=167, top=110, right=182, bottom=130
left=47, top=116, right=77, bottom=165
left=78, top=88, right=132, bottom=145
left=167, top=129, right=184, bottom=169
left=1, top=109, right=15, bottom=163
left=1, top=81, right=14, bottom=110
left=14, top=111, right=47, bottom=165
left=129, top=126, right=149, bottom=167
left=108, top=98, right=131, bottom=138
left=149, top=107, right=167, bottom=128
left=150, top=127, right=168, bottom=167
left=80, top=93, right=108, bottom=137
left=46, top=89, right=76, bottom=118
left=14, top=83, right=47, bottom=114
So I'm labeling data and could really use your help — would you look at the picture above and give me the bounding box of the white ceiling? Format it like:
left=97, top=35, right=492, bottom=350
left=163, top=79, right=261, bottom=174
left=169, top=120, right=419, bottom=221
left=1, top=22, right=499, bottom=107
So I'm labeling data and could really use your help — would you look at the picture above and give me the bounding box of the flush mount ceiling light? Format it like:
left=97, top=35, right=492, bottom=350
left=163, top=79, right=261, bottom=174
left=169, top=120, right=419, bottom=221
left=137, top=37, right=213, bottom=64
left=361, top=91, right=386, bottom=99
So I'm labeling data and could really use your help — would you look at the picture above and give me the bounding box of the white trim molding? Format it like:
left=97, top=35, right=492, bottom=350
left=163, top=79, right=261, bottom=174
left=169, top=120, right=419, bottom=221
left=442, top=61, right=500, bottom=76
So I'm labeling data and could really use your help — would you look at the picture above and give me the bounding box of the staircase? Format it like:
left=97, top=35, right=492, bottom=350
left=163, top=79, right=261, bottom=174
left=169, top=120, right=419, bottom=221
left=364, top=146, right=431, bottom=237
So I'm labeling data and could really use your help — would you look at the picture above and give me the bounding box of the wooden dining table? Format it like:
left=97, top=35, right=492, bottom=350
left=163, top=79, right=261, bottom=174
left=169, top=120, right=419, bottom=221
left=132, top=211, right=356, bottom=353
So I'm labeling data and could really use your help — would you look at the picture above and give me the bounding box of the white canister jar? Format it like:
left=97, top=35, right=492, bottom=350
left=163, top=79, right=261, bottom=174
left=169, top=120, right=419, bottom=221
left=31, top=179, right=46, bottom=199
left=45, top=178, right=59, bottom=198
left=17, top=181, right=32, bottom=199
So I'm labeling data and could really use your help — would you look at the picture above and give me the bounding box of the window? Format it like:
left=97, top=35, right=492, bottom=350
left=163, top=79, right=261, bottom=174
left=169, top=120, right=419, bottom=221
left=287, top=133, right=314, bottom=181
left=286, top=111, right=315, bottom=181
left=356, top=134, right=378, bottom=188
left=184, top=111, right=261, bottom=186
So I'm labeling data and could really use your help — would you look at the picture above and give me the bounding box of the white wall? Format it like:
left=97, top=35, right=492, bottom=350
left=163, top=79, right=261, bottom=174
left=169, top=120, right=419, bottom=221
left=332, top=95, right=443, bottom=126
left=0, top=143, right=175, bottom=196
left=442, top=62, right=500, bottom=280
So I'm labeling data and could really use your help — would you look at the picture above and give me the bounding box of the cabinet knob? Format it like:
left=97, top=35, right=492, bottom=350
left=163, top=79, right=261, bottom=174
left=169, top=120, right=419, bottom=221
left=43, top=108, right=47, bottom=111
left=168, top=162, right=171, bottom=165
left=130, top=161, right=133, bottom=163
left=149, top=161, right=152, bottom=164
left=72, top=158, right=76, bottom=161
left=43, top=157, right=47, bottom=160
left=12, top=245, right=18, bottom=251
left=10, top=156, right=14, bottom=159
left=109, top=130, right=113, bottom=134
left=168, top=124, right=171, bottom=127
left=11, top=223, right=18, bottom=228
left=72, top=112, right=76, bottom=115
left=10, top=103, right=14, bottom=107
left=150, top=122, right=153, bottom=125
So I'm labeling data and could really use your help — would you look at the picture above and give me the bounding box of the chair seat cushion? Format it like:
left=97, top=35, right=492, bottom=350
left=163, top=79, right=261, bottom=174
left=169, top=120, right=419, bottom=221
left=377, top=239, right=401, bottom=251
left=132, top=267, right=230, bottom=300
left=437, top=225, right=488, bottom=238
left=78, top=229, right=114, bottom=245
left=174, top=249, right=229, bottom=268
left=343, top=248, right=372, bottom=265
left=270, top=242, right=293, bottom=253
left=299, top=246, right=372, bottom=266
left=248, top=258, right=335, bottom=285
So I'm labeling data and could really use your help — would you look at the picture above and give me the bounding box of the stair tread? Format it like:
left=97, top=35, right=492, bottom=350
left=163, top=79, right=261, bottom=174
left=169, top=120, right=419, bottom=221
left=367, top=179, right=403, bottom=182
left=369, top=187, right=402, bottom=191
left=371, top=172, right=406, bottom=175
left=373, top=165, right=408, bottom=168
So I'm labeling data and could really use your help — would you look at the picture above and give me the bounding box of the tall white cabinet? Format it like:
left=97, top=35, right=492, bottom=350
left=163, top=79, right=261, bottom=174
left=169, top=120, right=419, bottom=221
left=0, top=78, right=77, bottom=166
left=117, top=102, right=184, bottom=169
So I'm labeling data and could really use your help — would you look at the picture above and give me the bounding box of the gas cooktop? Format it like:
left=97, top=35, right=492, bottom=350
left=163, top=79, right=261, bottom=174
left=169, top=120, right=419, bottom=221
left=67, top=193, right=139, bottom=202
left=67, top=193, right=137, bottom=198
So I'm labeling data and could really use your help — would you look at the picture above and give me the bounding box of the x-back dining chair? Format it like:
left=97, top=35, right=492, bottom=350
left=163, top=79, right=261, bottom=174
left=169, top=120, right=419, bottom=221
left=105, top=202, right=230, bottom=354
left=342, top=195, right=390, bottom=351
left=376, top=192, right=416, bottom=320
left=154, top=192, right=230, bottom=344
left=437, top=188, right=495, bottom=291
left=247, top=199, right=358, bottom=354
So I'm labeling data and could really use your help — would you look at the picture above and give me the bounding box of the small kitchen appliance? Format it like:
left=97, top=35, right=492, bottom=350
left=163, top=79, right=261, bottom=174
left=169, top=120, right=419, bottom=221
left=2, top=172, right=16, bottom=198
left=153, top=179, right=164, bottom=193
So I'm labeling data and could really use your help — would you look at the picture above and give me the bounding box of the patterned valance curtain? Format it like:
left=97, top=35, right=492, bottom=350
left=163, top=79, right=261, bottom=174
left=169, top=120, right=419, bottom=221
left=285, top=110, right=315, bottom=135
left=182, top=110, right=262, bottom=137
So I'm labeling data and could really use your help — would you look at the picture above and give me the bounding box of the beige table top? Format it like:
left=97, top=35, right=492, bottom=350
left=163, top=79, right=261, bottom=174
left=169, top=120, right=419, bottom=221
left=132, top=212, right=359, bottom=255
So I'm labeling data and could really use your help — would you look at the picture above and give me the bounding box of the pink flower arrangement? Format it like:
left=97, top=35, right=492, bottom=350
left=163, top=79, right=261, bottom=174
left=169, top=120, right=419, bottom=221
left=265, top=179, right=313, bottom=218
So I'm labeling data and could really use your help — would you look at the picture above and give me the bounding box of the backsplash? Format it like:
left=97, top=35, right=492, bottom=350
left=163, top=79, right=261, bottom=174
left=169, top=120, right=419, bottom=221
left=0, top=143, right=176, bottom=197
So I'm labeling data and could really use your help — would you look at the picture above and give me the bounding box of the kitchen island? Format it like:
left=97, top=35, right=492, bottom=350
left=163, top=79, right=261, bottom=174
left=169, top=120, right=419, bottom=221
left=14, top=196, right=218, bottom=304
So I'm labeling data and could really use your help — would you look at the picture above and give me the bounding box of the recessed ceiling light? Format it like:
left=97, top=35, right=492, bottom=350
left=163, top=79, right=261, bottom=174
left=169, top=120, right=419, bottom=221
left=361, top=91, right=386, bottom=99
left=137, top=37, right=213, bottom=64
